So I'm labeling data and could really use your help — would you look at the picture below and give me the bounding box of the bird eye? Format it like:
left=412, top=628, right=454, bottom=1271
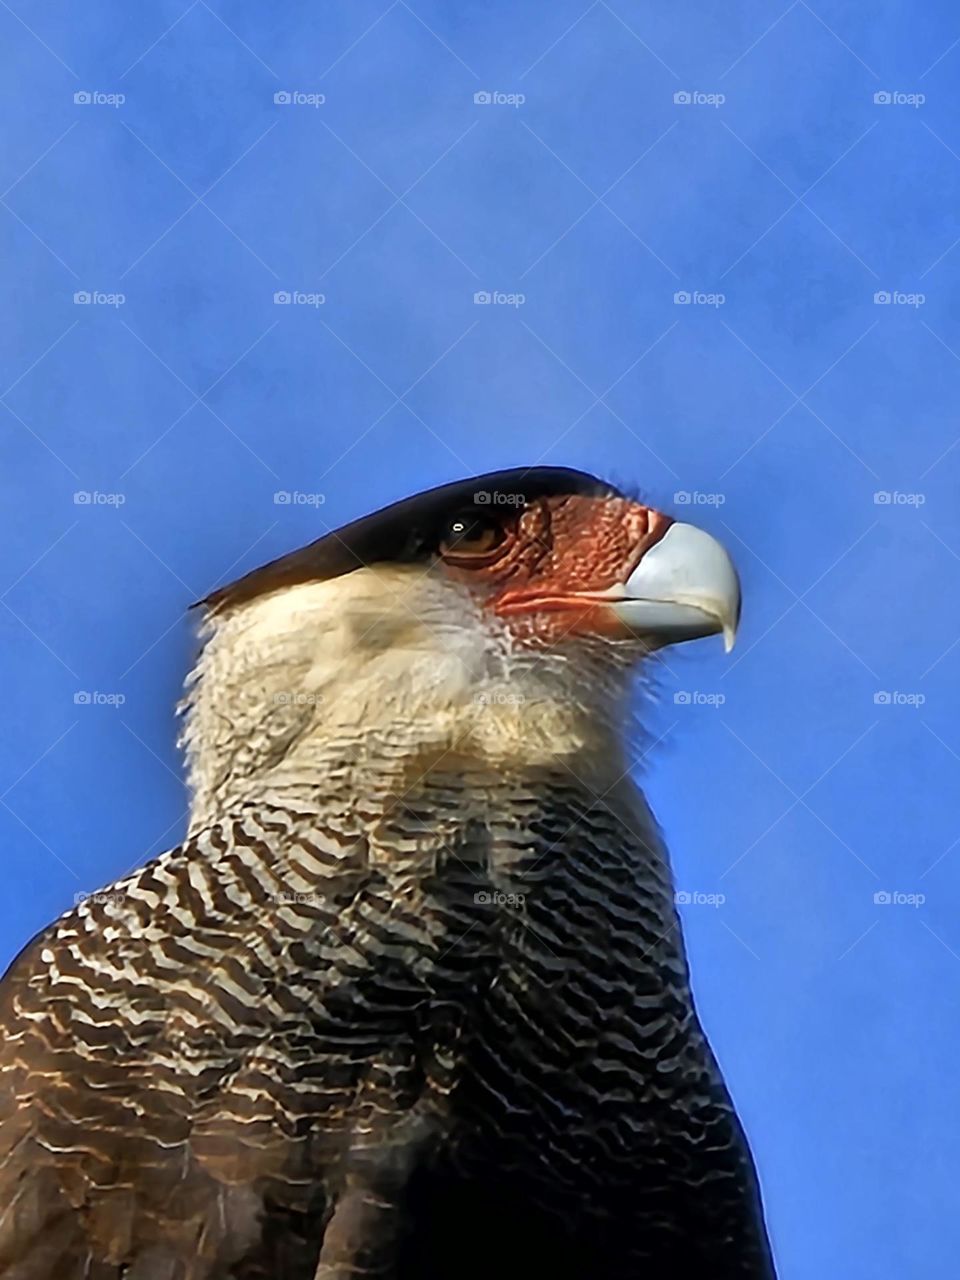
left=438, top=511, right=505, bottom=558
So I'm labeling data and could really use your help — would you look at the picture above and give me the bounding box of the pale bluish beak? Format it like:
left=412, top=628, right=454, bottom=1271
left=612, top=522, right=741, bottom=651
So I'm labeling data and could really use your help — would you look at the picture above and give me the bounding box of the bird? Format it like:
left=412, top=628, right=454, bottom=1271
left=0, top=466, right=776, bottom=1279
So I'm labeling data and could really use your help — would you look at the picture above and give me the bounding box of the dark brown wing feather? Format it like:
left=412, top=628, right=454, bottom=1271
left=0, top=801, right=449, bottom=1279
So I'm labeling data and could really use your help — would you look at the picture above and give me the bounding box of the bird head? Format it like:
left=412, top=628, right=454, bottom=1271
left=182, top=468, right=740, bottom=825
left=204, top=466, right=739, bottom=652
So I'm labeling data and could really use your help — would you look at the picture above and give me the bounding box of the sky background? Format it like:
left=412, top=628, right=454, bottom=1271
left=1, top=2, right=958, bottom=1275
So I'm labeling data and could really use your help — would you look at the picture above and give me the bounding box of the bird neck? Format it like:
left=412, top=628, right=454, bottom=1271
left=179, top=592, right=638, bottom=835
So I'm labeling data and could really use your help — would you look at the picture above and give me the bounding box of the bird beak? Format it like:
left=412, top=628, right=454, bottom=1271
left=610, top=522, right=741, bottom=652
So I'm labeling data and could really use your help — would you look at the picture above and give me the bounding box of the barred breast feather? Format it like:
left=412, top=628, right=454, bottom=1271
left=0, top=748, right=774, bottom=1279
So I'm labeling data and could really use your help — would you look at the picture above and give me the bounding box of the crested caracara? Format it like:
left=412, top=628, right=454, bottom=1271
left=0, top=466, right=775, bottom=1279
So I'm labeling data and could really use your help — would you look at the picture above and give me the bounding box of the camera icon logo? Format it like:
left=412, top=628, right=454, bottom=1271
left=274, top=91, right=292, bottom=105
left=673, top=91, right=692, bottom=105
left=74, top=91, right=92, bottom=105
left=474, top=91, right=492, bottom=105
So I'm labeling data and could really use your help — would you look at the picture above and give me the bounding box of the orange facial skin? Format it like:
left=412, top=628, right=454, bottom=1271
left=438, top=494, right=673, bottom=644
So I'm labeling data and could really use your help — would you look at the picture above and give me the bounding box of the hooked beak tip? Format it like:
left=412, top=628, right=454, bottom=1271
left=615, top=522, right=741, bottom=652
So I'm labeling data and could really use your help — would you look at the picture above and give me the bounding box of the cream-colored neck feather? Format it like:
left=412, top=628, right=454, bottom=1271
left=180, top=565, right=639, bottom=833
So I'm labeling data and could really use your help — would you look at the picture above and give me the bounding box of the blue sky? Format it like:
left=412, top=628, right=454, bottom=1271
left=1, top=2, right=958, bottom=1275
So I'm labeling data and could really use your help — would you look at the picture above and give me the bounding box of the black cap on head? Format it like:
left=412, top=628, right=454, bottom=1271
left=200, top=466, right=614, bottom=612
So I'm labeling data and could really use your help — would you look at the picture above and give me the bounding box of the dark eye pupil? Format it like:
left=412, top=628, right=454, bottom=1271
left=449, top=518, right=481, bottom=543
left=439, top=511, right=502, bottom=555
